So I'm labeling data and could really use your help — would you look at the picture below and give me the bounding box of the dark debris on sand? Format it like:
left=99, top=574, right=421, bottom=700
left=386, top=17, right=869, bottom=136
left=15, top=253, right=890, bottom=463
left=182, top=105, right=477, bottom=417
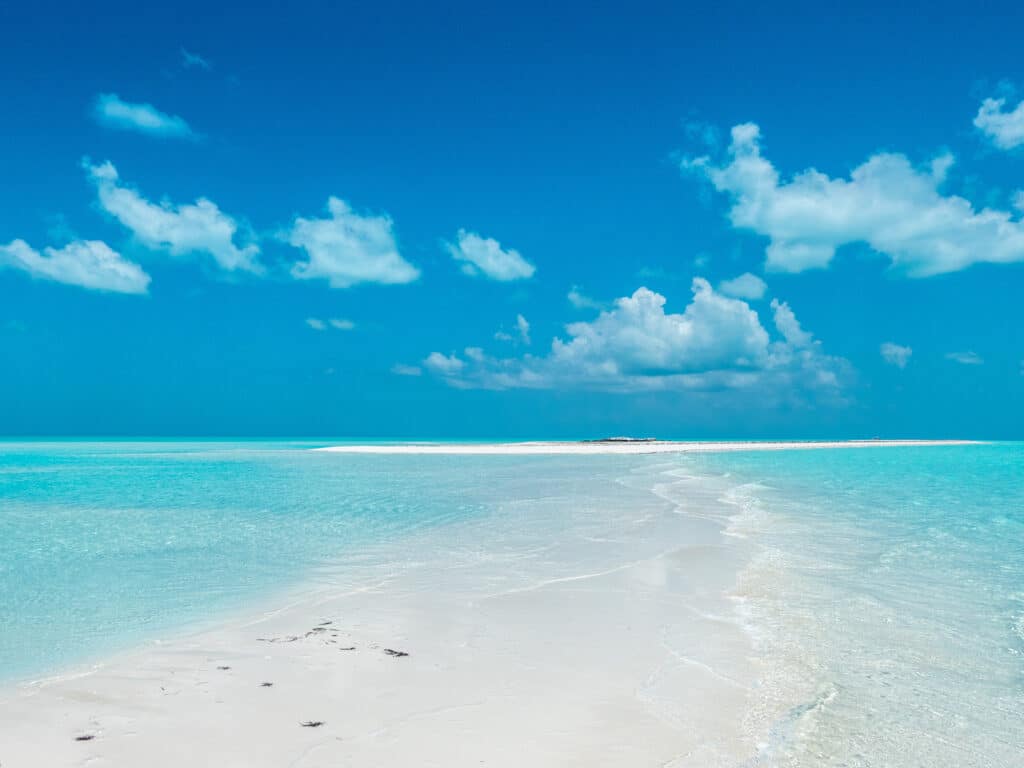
left=74, top=735, right=95, bottom=742
left=383, top=648, right=409, bottom=658
left=300, top=721, right=325, bottom=728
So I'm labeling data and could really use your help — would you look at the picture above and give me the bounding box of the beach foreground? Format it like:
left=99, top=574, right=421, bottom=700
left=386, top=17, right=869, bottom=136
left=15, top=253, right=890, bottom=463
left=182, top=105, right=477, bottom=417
left=0, top=460, right=762, bottom=767
left=2, top=440, right=1019, bottom=768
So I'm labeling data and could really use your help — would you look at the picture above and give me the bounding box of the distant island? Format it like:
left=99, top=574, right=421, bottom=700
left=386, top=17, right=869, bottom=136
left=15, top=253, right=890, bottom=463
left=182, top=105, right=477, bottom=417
left=580, top=437, right=658, bottom=443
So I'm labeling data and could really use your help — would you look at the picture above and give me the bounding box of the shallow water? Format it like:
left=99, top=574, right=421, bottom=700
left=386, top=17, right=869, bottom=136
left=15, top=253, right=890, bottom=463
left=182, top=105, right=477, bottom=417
left=0, top=442, right=691, bottom=683
left=695, top=443, right=1024, bottom=766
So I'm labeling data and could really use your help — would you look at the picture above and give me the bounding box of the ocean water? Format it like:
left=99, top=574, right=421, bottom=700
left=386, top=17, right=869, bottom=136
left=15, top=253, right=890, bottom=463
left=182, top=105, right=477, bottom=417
left=1, top=441, right=1022, bottom=765
left=0, top=440, right=497, bottom=682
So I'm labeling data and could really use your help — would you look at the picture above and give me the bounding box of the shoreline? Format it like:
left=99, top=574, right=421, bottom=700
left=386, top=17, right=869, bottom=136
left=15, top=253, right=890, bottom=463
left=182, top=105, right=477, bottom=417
left=314, top=439, right=979, bottom=455
left=0, top=459, right=774, bottom=767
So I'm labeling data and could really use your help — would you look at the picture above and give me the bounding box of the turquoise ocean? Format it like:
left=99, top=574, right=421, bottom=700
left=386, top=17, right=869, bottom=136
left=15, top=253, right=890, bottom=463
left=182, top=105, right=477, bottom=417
left=1, top=441, right=1022, bottom=765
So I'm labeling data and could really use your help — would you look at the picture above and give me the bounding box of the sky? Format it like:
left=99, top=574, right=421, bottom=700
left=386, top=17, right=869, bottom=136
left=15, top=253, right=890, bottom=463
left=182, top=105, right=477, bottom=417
left=1, top=0, right=1023, bottom=438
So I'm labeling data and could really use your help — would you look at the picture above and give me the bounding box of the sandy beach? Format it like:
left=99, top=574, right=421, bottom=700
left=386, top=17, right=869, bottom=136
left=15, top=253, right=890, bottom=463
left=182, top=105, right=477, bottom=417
left=0, top=456, right=772, bottom=767
left=0, top=441, right=985, bottom=767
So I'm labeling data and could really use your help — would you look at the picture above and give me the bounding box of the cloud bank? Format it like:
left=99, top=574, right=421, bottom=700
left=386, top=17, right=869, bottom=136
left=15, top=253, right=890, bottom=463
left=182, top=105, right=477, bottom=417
left=0, top=239, right=150, bottom=294
left=424, top=278, right=847, bottom=401
left=686, top=123, right=1024, bottom=276
left=289, top=197, right=419, bottom=288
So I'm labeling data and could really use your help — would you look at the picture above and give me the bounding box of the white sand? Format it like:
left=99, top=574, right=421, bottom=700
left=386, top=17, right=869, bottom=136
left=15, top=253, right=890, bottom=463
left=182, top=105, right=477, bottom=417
left=315, top=439, right=978, bottom=455
left=0, top=462, right=781, bottom=767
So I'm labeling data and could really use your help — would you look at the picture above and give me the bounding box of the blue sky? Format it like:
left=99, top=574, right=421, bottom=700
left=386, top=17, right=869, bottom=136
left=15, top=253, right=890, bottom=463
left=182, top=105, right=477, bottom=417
left=2, top=0, right=1023, bottom=438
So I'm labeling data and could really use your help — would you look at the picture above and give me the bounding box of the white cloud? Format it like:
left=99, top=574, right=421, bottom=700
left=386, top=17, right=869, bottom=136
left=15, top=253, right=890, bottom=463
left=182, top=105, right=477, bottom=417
left=770, top=299, right=813, bottom=348
left=880, top=342, right=912, bottom=368
left=423, top=352, right=465, bottom=376
left=685, top=123, right=1024, bottom=276
left=445, top=229, right=535, bottom=281
left=719, top=272, right=767, bottom=300
left=392, top=363, right=422, bottom=376
left=516, top=314, right=530, bottom=345
left=85, top=160, right=260, bottom=273
left=494, top=314, right=531, bottom=344
left=307, top=317, right=355, bottom=331
left=93, top=93, right=194, bottom=139
left=424, top=278, right=847, bottom=399
left=550, top=280, right=770, bottom=376
left=288, top=197, right=419, bottom=288
left=567, top=285, right=603, bottom=310
left=180, top=48, right=211, bottom=71
left=974, top=96, right=1024, bottom=150
left=0, top=238, right=150, bottom=294
left=946, top=351, right=984, bottom=365
left=1013, top=190, right=1024, bottom=213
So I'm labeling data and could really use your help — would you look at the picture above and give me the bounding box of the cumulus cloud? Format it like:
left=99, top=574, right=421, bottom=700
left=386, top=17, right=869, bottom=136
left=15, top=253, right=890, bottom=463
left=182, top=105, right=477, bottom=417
left=718, top=272, right=767, bottom=300
left=445, top=230, right=535, bottom=281
left=93, top=94, right=194, bottom=139
left=0, top=238, right=150, bottom=294
left=288, top=197, right=419, bottom=288
left=685, top=122, right=1024, bottom=276
left=424, top=278, right=847, bottom=400
left=974, top=96, right=1024, bottom=150
left=306, top=318, right=326, bottom=331
left=85, top=160, right=260, bottom=273
left=880, top=342, right=912, bottom=368
left=946, top=351, right=984, bottom=365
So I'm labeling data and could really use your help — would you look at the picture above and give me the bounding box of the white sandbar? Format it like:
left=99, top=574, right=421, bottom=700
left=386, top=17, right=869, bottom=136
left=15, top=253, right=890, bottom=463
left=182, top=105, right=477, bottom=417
left=316, top=439, right=978, bottom=455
